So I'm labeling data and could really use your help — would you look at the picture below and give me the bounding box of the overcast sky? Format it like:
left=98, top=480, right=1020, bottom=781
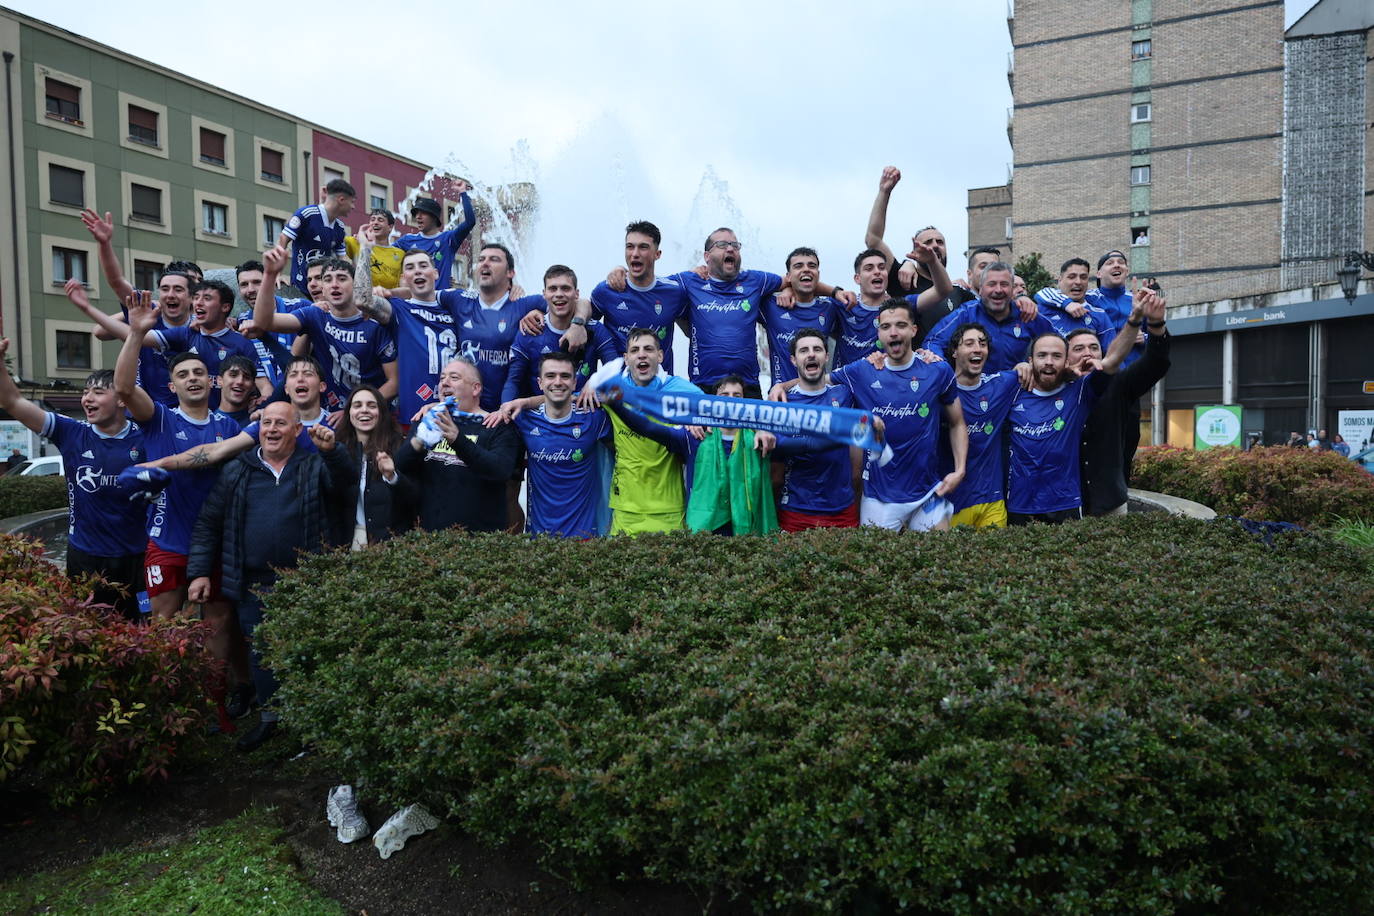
left=13, top=0, right=1320, bottom=287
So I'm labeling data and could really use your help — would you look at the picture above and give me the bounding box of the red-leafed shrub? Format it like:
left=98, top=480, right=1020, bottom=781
left=0, top=534, right=216, bottom=805
left=1133, top=445, right=1374, bottom=525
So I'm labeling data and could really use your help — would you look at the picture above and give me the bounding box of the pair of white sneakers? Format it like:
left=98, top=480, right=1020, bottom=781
left=326, top=785, right=439, bottom=858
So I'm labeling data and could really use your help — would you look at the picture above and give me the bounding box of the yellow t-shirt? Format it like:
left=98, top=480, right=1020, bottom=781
left=345, top=237, right=404, bottom=291
left=607, top=409, right=685, bottom=517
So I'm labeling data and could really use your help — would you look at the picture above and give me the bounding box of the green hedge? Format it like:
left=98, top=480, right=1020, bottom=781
left=262, top=519, right=1374, bottom=913
left=1133, top=444, right=1374, bottom=526
left=0, top=534, right=216, bottom=805
left=0, top=475, right=67, bottom=520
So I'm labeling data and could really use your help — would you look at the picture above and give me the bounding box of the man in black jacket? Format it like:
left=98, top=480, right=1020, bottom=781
left=187, top=401, right=346, bottom=751
left=1073, top=286, right=1171, bottom=517
left=395, top=357, right=521, bottom=532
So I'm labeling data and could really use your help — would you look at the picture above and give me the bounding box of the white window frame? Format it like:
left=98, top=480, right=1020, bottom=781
left=121, top=171, right=173, bottom=234
left=1130, top=165, right=1152, bottom=186
left=118, top=91, right=169, bottom=159
left=1131, top=102, right=1153, bottom=123
left=41, top=233, right=101, bottom=298
left=34, top=64, right=92, bottom=138
left=1131, top=39, right=1152, bottom=60
left=46, top=318, right=103, bottom=379
left=36, top=151, right=94, bottom=216
left=254, top=136, right=293, bottom=194
left=191, top=116, right=236, bottom=176
left=194, top=190, right=238, bottom=247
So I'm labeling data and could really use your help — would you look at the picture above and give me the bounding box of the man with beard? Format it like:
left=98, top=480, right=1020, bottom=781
left=1006, top=318, right=1139, bottom=525
left=862, top=167, right=958, bottom=336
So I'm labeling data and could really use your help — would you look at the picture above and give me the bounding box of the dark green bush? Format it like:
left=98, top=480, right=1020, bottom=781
left=263, top=518, right=1374, bottom=913
left=1133, top=444, right=1374, bottom=525
left=0, top=534, right=216, bottom=805
left=0, top=475, right=67, bottom=519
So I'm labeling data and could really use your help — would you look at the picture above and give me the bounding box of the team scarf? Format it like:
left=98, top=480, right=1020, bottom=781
left=592, top=360, right=891, bottom=461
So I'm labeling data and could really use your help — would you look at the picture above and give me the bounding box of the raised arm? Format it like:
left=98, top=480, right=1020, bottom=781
left=0, top=337, right=46, bottom=432
left=254, top=246, right=305, bottom=334
left=64, top=278, right=132, bottom=342
left=115, top=291, right=157, bottom=422
left=911, top=238, right=954, bottom=312
left=1098, top=293, right=1158, bottom=375
left=352, top=228, right=395, bottom=324
left=605, top=401, right=691, bottom=457
left=80, top=209, right=134, bottom=304
left=865, top=167, right=901, bottom=267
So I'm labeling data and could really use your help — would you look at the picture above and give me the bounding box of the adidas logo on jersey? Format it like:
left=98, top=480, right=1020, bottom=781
left=463, top=320, right=474, bottom=329
left=870, top=379, right=883, bottom=388
left=616, top=302, right=628, bottom=310
left=82, top=450, right=95, bottom=459
left=1013, top=404, right=1026, bottom=412
left=175, top=430, right=188, bottom=439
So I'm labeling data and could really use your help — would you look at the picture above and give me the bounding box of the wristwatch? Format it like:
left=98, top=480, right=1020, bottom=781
left=570, top=316, right=587, bottom=327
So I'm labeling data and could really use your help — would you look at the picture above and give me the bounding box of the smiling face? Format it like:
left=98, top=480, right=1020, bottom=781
left=158, top=275, right=191, bottom=322
left=855, top=254, right=888, bottom=298
left=1099, top=253, right=1129, bottom=288
left=305, top=262, right=327, bottom=302
left=284, top=360, right=324, bottom=410
left=625, top=231, right=661, bottom=284
left=402, top=252, right=439, bottom=297
left=1030, top=335, right=1068, bottom=390
left=258, top=401, right=299, bottom=462
left=979, top=268, right=1014, bottom=314
left=218, top=366, right=256, bottom=411
left=790, top=333, right=828, bottom=386
left=877, top=304, right=916, bottom=362
left=191, top=286, right=232, bottom=331
left=704, top=229, right=742, bottom=282
left=348, top=388, right=380, bottom=435
left=81, top=382, right=122, bottom=427
left=543, top=272, right=578, bottom=322
left=169, top=356, right=210, bottom=407
left=438, top=359, right=482, bottom=410
left=625, top=331, right=663, bottom=384
left=476, top=246, right=514, bottom=295
left=237, top=269, right=264, bottom=308
left=952, top=327, right=990, bottom=379
left=786, top=251, right=820, bottom=300
left=537, top=357, right=576, bottom=409
left=1058, top=263, right=1091, bottom=302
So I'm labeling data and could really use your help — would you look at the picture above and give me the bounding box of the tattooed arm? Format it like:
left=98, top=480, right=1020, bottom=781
left=144, top=430, right=256, bottom=471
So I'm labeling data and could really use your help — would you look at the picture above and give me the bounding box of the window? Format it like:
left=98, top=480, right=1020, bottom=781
left=322, top=166, right=345, bottom=186
left=202, top=201, right=229, bottom=235
left=52, top=247, right=88, bottom=285
left=1130, top=165, right=1152, bottom=185
left=199, top=127, right=227, bottom=166
left=1131, top=102, right=1152, bottom=123
left=127, top=104, right=158, bottom=145
left=130, top=183, right=162, bottom=222
left=1005, top=216, right=1014, bottom=239
left=44, top=78, right=80, bottom=123
left=1131, top=39, right=1152, bottom=60
left=369, top=182, right=387, bottom=211
left=55, top=330, right=91, bottom=370
left=48, top=164, right=84, bottom=207
left=263, top=215, right=284, bottom=247
left=261, top=147, right=284, bottom=182
left=133, top=259, right=161, bottom=291
left=1132, top=226, right=1151, bottom=247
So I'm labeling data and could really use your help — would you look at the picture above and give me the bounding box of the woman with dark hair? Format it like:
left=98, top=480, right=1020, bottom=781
left=332, top=385, right=417, bottom=547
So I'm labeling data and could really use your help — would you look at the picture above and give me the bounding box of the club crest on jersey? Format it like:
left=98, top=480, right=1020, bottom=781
left=1054, top=399, right=1064, bottom=411
left=217, top=348, right=227, bottom=360
left=980, top=399, right=989, bottom=411
left=1013, top=326, right=1022, bottom=337
left=572, top=425, right=582, bottom=438
left=736, top=285, right=744, bottom=294
left=909, top=380, right=920, bottom=392
left=131, top=447, right=142, bottom=460
left=498, top=320, right=507, bottom=332
left=653, top=302, right=662, bottom=315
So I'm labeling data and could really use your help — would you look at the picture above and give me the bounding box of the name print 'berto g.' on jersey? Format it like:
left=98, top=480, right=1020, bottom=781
left=290, top=304, right=396, bottom=413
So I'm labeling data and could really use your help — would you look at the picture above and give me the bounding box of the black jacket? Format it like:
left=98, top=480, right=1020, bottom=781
left=188, top=446, right=345, bottom=600
left=394, top=417, right=521, bottom=532
left=330, top=441, right=419, bottom=543
left=1080, top=331, right=1171, bottom=516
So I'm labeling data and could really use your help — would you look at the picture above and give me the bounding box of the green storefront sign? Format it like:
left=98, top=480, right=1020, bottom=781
left=1194, top=405, right=1243, bottom=450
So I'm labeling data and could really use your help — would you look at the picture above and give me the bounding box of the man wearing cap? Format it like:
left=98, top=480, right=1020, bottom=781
left=346, top=208, right=404, bottom=292
left=394, top=181, right=476, bottom=290
left=1087, top=250, right=1134, bottom=331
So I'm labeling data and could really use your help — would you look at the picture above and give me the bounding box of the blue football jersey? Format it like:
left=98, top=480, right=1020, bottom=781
left=502, top=320, right=621, bottom=403
left=1006, top=373, right=1104, bottom=514
left=1033, top=289, right=1118, bottom=350
left=393, top=193, right=474, bottom=290
left=924, top=301, right=1057, bottom=374
left=831, top=356, right=957, bottom=503
left=140, top=404, right=243, bottom=555
left=777, top=384, right=855, bottom=515
left=515, top=406, right=613, bottom=538
left=589, top=277, right=690, bottom=375
left=670, top=269, right=783, bottom=387
left=446, top=291, right=547, bottom=411
left=153, top=325, right=260, bottom=410
left=282, top=205, right=348, bottom=291
left=42, top=413, right=147, bottom=556
left=291, top=306, right=397, bottom=413
left=761, top=296, right=839, bottom=385
left=386, top=295, right=462, bottom=424
left=833, top=302, right=882, bottom=369
left=943, top=372, right=1019, bottom=512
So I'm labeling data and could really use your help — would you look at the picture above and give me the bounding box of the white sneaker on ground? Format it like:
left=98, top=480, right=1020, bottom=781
left=372, top=803, right=440, bottom=859
left=326, top=785, right=371, bottom=844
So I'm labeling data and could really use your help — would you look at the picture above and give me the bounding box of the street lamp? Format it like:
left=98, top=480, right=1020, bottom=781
left=1337, top=251, right=1374, bottom=303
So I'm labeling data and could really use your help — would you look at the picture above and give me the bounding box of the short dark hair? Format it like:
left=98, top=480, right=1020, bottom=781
left=236, top=259, right=264, bottom=278
left=83, top=369, right=115, bottom=390
left=318, top=256, right=354, bottom=276
left=944, top=322, right=992, bottom=362
left=789, top=327, right=828, bottom=357
left=714, top=374, right=747, bottom=393
left=543, top=264, right=577, bottom=288
left=168, top=351, right=207, bottom=373
left=325, top=178, right=356, bottom=198
left=967, top=247, right=1001, bottom=269
left=785, top=246, right=819, bottom=271
left=538, top=350, right=577, bottom=373
left=853, top=247, right=887, bottom=273
left=480, top=242, right=515, bottom=272
left=158, top=270, right=193, bottom=289
left=1064, top=328, right=1099, bottom=347
left=626, top=220, right=661, bottom=247
left=878, top=297, right=917, bottom=324
left=192, top=279, right=235, bottom=308
left=286, top=355, right=324, bottom=378
left=369, top=207, right=396, bottom=225
left=165, top=259, right=202, bottom=278
left=401, top=248, right=435, bottom=267
left=704, top=227, right=734, bottom=251
left=1059, top=257, right=1091, bottom=275
left=218, top=354, right=258, bottom=379
left=626, top=327, right=660, bottom=350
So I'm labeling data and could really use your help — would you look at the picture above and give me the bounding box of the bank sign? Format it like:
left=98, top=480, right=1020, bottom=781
left=1194, top=405, right=1243, bottom=449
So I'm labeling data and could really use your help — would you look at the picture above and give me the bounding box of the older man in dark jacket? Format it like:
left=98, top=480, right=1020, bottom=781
left=188, top=401, right=346, bottom=751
